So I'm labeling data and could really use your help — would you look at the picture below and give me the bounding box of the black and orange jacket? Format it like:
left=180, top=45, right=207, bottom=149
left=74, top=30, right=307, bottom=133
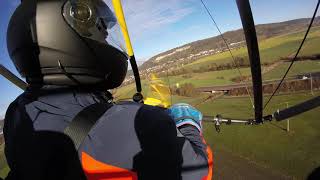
left=4, top=87, right=213, bottom=180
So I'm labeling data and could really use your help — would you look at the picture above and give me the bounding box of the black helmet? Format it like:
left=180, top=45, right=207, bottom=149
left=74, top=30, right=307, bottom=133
left=7, top=0, right=128, bottom=89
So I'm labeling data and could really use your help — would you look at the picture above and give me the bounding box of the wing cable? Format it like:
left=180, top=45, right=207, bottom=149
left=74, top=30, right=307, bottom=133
left=200, top=0, right=255, bottom=110
left=264, top=0, right=320, bottom=109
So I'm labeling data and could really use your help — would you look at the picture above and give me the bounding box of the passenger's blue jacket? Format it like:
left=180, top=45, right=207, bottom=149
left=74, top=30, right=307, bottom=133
left=4, top=86, right=213, bottom=180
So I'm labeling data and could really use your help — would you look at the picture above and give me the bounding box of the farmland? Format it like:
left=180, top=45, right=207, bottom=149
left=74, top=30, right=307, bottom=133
left=185, top=26, right=320, bottom=69
left=115, top=27, right=320, bottom=99
left=263, top=60, right=320, bottom=80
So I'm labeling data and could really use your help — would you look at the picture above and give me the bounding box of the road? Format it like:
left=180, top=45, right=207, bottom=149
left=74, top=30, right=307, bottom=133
left=197, top=78, right=307, bottom=93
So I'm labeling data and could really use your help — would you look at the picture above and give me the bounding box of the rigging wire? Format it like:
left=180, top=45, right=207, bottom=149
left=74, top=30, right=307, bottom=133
left=263, top=0, right=320, bottom=109
left=200, top=0, right=255, bottom=110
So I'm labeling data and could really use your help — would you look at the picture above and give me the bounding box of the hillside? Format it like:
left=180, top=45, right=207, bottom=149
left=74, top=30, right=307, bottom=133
left=138, top=17, right=320, bottom=72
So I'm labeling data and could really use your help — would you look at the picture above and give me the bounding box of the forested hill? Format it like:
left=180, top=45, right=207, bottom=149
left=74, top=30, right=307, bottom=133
left=139, top=17, right=320, bottom=70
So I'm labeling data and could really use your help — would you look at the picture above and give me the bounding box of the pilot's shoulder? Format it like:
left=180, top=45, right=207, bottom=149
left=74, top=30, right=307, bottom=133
left=136, top=104, right=176, bottom=135
left=115, top=101, right=169, bottom=118
left=110, top=101, right=175, bottom=129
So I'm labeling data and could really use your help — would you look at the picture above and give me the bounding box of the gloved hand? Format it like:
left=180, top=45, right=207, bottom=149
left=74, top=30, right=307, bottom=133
left=166, top=103, right=202, bottom=132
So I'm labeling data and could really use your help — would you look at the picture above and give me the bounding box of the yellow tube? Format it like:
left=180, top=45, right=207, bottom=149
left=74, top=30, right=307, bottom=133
left=112, top=0, right=134, bottom=56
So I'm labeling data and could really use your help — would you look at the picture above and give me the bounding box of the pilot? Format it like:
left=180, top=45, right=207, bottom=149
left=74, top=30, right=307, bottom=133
left=3, top=0, right=213, bottom=179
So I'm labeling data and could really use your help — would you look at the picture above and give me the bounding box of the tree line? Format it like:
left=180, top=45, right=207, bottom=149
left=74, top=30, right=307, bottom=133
left=171, top=83, right=199, bottom=97
left=280, top=54, right=320, bottom=61
left=156, top=56, right=260, bottom=77
left=228, top=78, right=320, bottom=96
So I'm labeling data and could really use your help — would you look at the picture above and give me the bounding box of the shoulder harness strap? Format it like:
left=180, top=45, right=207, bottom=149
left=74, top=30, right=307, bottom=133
left=64, top=103, right=113, bottom=149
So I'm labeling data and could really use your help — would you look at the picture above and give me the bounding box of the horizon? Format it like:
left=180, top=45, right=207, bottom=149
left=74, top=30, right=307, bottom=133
left=139, top=16, right=320, bottom=63
left=1, top=0, right=320, bottom=118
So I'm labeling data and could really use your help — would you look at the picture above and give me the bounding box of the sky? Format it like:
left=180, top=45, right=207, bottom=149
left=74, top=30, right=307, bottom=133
left=0, top=0, right=319, bottom=118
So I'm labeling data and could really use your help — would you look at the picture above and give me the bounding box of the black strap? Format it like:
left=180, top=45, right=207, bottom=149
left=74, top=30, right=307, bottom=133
left=64, top=103, right=112, bottom=149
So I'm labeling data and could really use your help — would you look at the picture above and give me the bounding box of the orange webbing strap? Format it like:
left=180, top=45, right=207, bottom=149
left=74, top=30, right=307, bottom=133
left=205, top=146, right=213, bottom=180
left=82, top=152, right=137, bottom=180
left=201, top=135, right=214, bottom=180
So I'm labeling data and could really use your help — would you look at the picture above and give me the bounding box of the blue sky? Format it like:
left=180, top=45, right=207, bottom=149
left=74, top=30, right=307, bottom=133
left=0, top=0, right=319, bottom=118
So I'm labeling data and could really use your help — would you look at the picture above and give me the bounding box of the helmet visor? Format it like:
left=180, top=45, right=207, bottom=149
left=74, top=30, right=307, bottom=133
left=63, top=0, right=128, bottom=55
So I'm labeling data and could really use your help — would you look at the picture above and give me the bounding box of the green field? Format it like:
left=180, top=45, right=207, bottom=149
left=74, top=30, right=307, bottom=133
left=0, top=144, right=9, bottom=178
left=198, top=92, right=320, bottom=179
left=116, top=59, right=319, bottom=100
left=164, top=69, right=251, bottom=86
left=263, top=60, right=320, bottom=80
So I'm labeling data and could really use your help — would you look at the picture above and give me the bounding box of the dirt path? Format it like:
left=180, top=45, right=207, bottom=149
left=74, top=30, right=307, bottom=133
left=194, top=93, right=224, bottom=107
left=213, top=149, right=293, bottom=180
left=261, top=61, right=285, bottom=75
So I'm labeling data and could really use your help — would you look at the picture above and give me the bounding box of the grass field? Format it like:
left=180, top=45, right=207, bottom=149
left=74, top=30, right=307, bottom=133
left=263, top=60, right=320, bottom=80
left=165, top=68, right=251, bottom=86
left=116, top=58, right=319, bottom=100
left=0, top=144, right=9, bottom=178
left=198, top=92, right=320, bottom=179
left=114, top=68, right=249, bottom=100
left=171, top=60, right=320, bottom=86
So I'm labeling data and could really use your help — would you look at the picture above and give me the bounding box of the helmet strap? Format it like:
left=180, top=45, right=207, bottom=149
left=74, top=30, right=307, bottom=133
left=58, top=60, right=81, bottom=85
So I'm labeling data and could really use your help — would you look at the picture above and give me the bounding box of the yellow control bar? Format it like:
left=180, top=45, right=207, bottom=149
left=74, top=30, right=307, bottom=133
left=112, top=0, right=134, bottom=56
